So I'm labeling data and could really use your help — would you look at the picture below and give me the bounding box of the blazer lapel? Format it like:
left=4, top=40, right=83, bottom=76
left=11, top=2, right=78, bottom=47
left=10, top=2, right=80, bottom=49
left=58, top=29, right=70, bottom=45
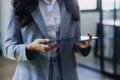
left=31, top=0, right=71, bottom=38
left=59, top=1, right=72, bottom=38
left=31, top=8, right=48, bottom=38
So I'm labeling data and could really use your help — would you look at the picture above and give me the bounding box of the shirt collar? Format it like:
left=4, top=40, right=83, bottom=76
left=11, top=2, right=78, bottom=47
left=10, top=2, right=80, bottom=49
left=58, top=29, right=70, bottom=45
left=44, top=0, right=56, bottom=4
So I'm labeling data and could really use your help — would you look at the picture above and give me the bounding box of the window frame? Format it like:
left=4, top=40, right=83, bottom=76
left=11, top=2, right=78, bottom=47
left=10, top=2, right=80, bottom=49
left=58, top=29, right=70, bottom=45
left=79, top=0, right=99, bottom=12
left=79, top=0, right=119, bottom=12
left=97, top=0, right=120, bottom=12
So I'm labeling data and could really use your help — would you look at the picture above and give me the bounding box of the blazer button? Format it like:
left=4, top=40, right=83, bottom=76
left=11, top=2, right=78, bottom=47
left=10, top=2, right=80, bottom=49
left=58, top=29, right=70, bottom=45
left=52, top=59, right=56, bottom=63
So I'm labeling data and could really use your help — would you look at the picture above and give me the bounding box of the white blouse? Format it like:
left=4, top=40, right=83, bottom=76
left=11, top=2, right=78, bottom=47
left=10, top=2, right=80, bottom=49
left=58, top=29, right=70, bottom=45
left=39, top=0, right=60, bottom=39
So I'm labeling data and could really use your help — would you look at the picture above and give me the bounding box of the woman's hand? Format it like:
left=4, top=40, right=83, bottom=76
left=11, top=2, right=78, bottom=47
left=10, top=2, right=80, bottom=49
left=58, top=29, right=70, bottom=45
left=75, top=33, right=92, bottom=49
left=26, top=39, right=58, bottom=53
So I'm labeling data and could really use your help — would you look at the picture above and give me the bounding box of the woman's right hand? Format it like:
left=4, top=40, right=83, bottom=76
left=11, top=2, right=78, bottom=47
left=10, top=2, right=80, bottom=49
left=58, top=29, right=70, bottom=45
left=26, top=39, right=58, bottom=53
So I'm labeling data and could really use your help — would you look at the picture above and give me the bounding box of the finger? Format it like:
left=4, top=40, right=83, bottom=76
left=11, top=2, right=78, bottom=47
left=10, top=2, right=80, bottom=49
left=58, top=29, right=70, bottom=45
left=77, top=43, right=88, bottom=48
left=37, top=44, right=50, bottom=52
left=79, top=43, right=89, bottom=48
left=37, top=39, right=50, bottom=44
left=76, top=41, right=90, bottom=48
left=81, top=45, right=89, bottom=48
left=76, top=41, right=86, bottom=45
left=43, top=45, right=58, bottom=52
left=49, top=45, right=58, bottom=49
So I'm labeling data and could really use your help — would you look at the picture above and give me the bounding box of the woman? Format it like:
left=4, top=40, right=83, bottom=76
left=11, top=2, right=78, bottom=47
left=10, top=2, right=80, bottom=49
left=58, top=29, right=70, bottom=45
left=4, top=0, right=92, bottom=80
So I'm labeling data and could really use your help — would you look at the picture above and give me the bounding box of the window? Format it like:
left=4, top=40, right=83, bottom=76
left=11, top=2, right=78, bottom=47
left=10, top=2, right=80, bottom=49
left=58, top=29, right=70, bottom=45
left=102, top=0, right=120, bottom=10
left=78, top=0, right=97, bottom=10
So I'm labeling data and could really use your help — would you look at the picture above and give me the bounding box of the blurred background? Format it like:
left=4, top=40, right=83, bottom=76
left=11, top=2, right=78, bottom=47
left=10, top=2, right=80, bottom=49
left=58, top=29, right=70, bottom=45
left=0, top=0, right=120, bottom=80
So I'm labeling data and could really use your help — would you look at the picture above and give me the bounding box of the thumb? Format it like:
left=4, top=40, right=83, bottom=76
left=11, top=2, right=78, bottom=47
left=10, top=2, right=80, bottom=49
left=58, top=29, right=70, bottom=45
left=87, top=33, right=92, bottom=40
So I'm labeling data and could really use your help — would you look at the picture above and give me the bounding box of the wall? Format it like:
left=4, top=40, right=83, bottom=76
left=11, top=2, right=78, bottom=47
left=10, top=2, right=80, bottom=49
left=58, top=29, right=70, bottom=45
left=81, top=11, right=99, bottom=36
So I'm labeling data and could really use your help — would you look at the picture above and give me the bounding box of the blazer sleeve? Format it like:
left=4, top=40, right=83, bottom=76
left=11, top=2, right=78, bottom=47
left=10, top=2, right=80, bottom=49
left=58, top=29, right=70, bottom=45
left=4, top=5, right=28, bottom=61
left=73, top=20, right=91, bottom=57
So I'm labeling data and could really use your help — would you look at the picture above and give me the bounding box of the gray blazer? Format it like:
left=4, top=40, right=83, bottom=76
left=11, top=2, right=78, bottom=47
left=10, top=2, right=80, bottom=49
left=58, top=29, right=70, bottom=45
left=4, top=0, right=90, bottom=80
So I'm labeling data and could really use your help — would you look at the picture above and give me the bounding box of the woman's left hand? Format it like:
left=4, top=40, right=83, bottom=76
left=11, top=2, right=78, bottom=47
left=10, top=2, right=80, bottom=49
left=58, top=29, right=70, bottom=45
left=75, top=33, right=92, bottom=49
